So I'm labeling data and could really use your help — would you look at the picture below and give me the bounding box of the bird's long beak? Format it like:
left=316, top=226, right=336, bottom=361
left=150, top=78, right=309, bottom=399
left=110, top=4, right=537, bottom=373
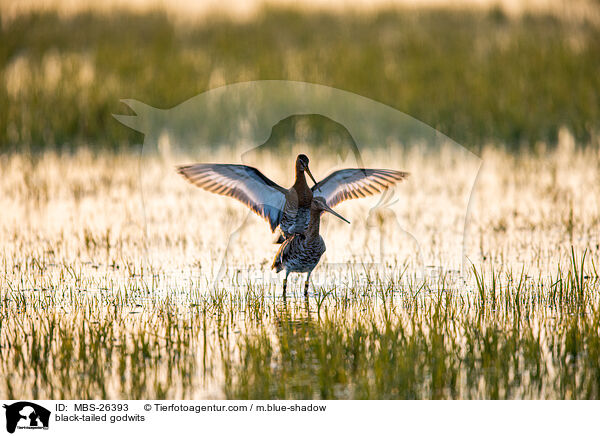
left=305, top=165, right=318, bottom=187
left=323, top=203, right=350, bottom=224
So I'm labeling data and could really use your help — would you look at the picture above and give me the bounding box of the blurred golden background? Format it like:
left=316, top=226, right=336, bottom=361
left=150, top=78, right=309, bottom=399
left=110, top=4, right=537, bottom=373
left=1, top=0, right=599, bottom=152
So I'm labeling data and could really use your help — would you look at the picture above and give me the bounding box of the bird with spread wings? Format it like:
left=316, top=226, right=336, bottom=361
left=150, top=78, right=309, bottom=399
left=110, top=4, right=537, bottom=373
left=177, top=156, right=409, bottom=239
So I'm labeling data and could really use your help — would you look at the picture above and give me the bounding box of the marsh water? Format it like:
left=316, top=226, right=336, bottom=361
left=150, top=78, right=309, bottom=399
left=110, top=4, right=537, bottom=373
left=1, top=147, right=599, bottom=399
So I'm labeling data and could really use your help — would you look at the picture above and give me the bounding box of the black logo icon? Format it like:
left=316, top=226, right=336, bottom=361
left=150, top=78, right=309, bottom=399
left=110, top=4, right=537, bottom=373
left=3, top=402, right=50, bottom=434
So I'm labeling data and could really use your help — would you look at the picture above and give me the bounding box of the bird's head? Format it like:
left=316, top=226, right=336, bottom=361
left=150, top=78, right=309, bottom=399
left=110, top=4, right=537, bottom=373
left=296, top=154, right=309, bottom=169
left=296, top=154, right=317, bottom=185
left=312, top=197, right=350, bottom=224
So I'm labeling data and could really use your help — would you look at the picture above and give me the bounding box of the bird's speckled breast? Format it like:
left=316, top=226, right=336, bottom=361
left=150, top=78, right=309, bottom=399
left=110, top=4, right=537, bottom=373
left=282, top=235, right=326, bottom=273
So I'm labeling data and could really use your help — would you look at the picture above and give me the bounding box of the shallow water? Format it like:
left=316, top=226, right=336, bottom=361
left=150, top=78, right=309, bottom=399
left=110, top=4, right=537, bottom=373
left=1, top=147, right=599, bottom=399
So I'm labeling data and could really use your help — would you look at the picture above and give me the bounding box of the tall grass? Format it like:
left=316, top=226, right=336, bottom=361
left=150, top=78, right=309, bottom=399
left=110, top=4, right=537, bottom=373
left=1, top=7, right=599, bottom=151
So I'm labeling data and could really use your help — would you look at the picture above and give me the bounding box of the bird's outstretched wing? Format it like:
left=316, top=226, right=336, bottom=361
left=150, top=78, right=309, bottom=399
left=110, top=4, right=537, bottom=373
left=177, top=163, right=287, bottom=231
left=312, top=169, right=409, bottom=207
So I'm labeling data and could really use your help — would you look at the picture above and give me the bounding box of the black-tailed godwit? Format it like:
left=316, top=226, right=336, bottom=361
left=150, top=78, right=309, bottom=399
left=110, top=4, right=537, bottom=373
left=177, top=154, right=408, bottom=240
left=272, top=196, right=350, bottom=295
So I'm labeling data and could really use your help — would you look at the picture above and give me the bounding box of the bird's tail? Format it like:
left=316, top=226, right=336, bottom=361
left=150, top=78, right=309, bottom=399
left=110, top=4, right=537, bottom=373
left=272, top=235, right=295, bottom=272
left=271, top=251, right=284, bottom=272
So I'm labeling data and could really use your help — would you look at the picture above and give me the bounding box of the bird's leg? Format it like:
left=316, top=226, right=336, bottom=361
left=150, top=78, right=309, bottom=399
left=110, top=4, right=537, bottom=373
left=304, top=272, right=311, bottom=296
left=283, top=271, right=290, bottom=296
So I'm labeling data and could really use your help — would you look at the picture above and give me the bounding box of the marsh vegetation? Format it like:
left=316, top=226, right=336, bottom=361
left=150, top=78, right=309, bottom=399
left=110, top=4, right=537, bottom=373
left=1, top=5, right=599, bottom=151
left=1, top=142, right=599, bottom=399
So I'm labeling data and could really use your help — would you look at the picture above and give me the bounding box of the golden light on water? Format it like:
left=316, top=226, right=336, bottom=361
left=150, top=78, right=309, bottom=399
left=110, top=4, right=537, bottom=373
left=1, top=0, right=599, bottom=401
